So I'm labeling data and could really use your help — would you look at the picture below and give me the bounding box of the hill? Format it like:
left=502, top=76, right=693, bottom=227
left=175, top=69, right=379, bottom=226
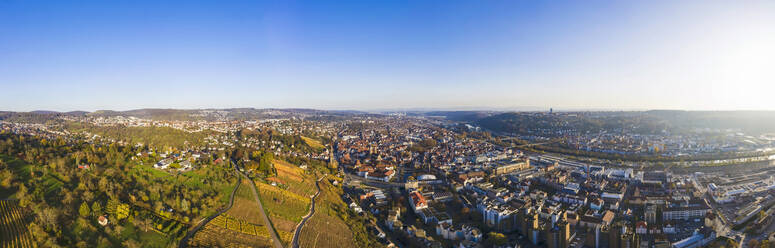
left=477, top=111, right=775, bottom=135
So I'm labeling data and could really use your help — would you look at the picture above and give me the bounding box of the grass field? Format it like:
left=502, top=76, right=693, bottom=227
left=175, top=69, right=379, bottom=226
left=0, top=200, right=34, bottom=248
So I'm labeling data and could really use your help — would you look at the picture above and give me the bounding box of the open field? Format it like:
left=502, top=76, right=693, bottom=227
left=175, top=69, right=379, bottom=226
left=0, top=200, right=34, bottom=248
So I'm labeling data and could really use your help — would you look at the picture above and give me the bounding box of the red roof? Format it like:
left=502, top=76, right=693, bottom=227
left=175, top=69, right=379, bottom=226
left=410, top=191, right=427, bottom=208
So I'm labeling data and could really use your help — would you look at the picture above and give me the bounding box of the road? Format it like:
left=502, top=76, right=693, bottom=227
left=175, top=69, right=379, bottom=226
left=233, top=160, right=285, bottom=248
left=178, top=170, right=241, bottom=248
left=291, top=176, right=325, bottom=248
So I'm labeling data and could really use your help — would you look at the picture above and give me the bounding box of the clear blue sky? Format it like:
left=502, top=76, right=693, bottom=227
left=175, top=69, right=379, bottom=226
left=1, top=0, right=773, bottom=111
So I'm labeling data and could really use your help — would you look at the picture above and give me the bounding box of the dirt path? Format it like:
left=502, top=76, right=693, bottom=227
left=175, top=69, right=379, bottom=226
left=233, top=160, right=285, bottom=248
left=291, top=176, right=324, bottom=248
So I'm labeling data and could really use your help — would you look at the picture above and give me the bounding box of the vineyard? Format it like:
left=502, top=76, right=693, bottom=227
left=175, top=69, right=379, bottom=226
left=148, top=212, right=186, bottom=238
left=226, top=181, right=267, bottom=225
left=187, top=221, right=273, bottom=248
left=209, top=214, right=269, bottom=237
left=0, top=200, right=34, bottom=248
left=297, top=179, right=356, bottom=248
left=188, top=194, right=273, bottom=248
left=300, top=136, right=325, bottom=150
left=272, top=159, right=317, bottom=197
left=263, top=163, right=322, bottom=245
left=257, top=180, right=310, bottom=219
left=298, top=177, right=383, bottom=248
left=187, top=178, right=274, bottom=247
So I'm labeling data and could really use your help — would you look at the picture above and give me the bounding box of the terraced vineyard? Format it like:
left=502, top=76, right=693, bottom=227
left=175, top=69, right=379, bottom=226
left=188, top=179, right=273, bottom=247
left=187, top=222, right=273, bottom=248
left=255, top=160, right=318, bottom=245
left=272, top=160, right=317, bottom=197
left=297, top=179, right=356, bottom=248
left=0, top=200, right=34, bottom=248
left=300, top=136, right=325, bottom=150
left=257, top=181, right=311, bottom=222
left=298, top=176, right=384, bottom=248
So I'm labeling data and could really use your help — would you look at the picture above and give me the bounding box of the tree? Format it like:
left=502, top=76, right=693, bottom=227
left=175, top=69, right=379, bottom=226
left=91, top=201, right=102, bottom=216
left=485, top=232, right=507, bottom=246
left=79, top=202, right=90, bottom=217
left=122, top=239, right=141, bottom=248
left=181, top=198, right=190, bottom=212
left=16, top=184, right=29, bottom=207
left=116, top=203, right=130, bottom=220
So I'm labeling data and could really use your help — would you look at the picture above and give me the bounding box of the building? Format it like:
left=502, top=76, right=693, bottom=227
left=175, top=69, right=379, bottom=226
left=97, top=215, right=109, bottom=226
left=493, top=157, right=530, bottom=175
left=477, top=198, right=519, bottom=232
left=409, top=191, right=428, bottom=213
left=672, top=227, right=715, bottom=248
left=663, top=199, right=710, bottom=221
left=645, top=205, right=657, bottom=223
left=366, top=169, right=395, bottom=182
left=154, top=158, right=173, bottom=169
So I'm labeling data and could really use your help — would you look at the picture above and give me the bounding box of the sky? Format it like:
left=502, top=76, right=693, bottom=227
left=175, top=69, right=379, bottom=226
left=1, top=0, right=774, bottom=112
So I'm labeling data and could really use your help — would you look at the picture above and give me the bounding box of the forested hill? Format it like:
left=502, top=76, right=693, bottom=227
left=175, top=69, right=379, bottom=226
left=476, top=111, right=775, bottom=135
left=0, top=108, right=365, bottom=123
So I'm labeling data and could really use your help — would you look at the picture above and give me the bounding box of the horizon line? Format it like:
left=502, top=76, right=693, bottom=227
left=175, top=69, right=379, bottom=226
left=3, top=107, right=775, bottom=114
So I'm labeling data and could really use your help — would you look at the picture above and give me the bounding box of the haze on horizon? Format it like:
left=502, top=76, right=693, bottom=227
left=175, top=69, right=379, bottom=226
left=1, top=1, right=774, bottom=112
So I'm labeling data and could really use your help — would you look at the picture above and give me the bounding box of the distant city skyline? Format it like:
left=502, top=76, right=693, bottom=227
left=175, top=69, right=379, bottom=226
left=1, top=1, right=774, bottom=112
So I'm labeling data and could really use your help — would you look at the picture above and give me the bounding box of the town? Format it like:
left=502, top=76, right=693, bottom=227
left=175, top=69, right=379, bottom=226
left=2, top=109, right=774, bottom=248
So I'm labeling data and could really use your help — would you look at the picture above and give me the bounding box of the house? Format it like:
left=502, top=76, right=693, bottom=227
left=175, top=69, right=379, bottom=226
left=98, top=215, right=109, bottom=226
left=635, top=221, right=648, bottom=234
left=349, top=202, right=363, bottom=214
left=154, top=158, right=173, bottom=169
left=386, top=209, right=401, bottom=230
left=436, top=223, right=483, bottom=242
left=357, top=166, right=374, bottom=177
left=178, top=160, right=193, bottom=171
